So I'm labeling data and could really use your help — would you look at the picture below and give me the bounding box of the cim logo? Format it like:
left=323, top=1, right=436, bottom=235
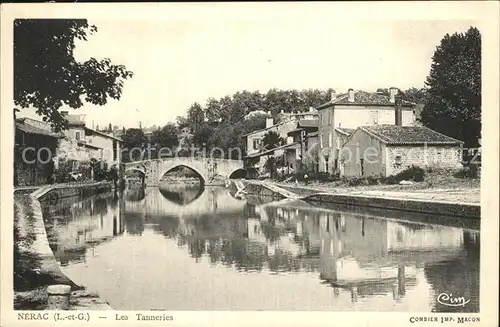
left=437, top=293, right=470, bottom=307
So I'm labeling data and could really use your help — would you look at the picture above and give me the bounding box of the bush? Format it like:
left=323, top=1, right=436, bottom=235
left=388, top=165, right=425, bottom=183
left=453, top=165, right=479, bottom=179
left=366, top=175, right=381, bottom=185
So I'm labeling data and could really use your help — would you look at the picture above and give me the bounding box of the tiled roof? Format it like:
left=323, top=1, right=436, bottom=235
left=84, top=127, right=123, bottom=142
left=297, top=119, right=318, bottom=129
left=244, top=142, right=299, bottom=158
left=335, top=127, right=355, bottom=136
left=359, top=125, right=463, bottom=145
left=317, top=90, right=416, bottom=109
left=15, top=122, right=61, bottom=138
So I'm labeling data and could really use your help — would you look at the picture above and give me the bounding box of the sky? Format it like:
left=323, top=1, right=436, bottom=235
left=18, top=17, right=476, bottom=129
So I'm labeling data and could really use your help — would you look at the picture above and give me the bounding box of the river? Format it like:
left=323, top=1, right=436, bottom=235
left=40, top=184, right=480, bottom=312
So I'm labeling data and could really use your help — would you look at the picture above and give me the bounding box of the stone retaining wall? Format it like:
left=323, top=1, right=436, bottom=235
left=15, top=182, right=113, bottom=310
left=304, top=193, right=480, bottom=219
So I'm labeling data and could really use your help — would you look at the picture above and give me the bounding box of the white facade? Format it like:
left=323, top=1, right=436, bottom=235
left=332, top=105, right=416, bottom=129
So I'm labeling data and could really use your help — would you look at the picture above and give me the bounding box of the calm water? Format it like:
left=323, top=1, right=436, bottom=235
left=41, top=185, right=480, bottom=312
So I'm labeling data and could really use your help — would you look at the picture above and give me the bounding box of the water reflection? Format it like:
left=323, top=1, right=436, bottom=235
left=42, top=185, right=480, bottom=312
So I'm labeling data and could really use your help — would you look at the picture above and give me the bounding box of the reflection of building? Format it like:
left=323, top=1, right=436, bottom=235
left=262, top=203, right=471, bottom=303
left=47, top=194, right=124, bottom=265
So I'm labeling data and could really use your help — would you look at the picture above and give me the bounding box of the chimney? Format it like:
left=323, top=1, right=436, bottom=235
left=348, top=89, right=354, bottom=102
left=395, top=96, right=403, bottom=126
left=280, top=110, right=284, bottom=113
left=309, top=106, right=315, bottom=113
left=389, top=87, right=398, bottom=103
left=266, top=117, right=274, bottom=128
left=330, top=90, right=337, bottom=102
left=61, top=111, right=68, bottom=117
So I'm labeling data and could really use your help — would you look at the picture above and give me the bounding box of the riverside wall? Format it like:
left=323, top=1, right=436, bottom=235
left=239, top=180, right=480, bottom=219
left=15, top=182, right=114, bottom=310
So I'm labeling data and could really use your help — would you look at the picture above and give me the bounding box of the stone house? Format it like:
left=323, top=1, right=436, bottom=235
left=340, top=125, right=464, bottom=177
left=14, top=119, right=62, bottom=186
left=57, top=112, right=122, bottom=172
left=316, top=88, right=417, bottom=174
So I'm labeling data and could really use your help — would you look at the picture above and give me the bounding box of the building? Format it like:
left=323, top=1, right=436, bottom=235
left=243, top=109, right=318, bottom=174
left=316, top=88, right=417, bottom=174
left=18, top=113, right=122, bottom=181
left=340, top=125, right=464, bottom=177
left=57, top=111, right=122, bottom=170
left=14, top=119, right=62, bottom=186
left=286, top=119, right=320, bottom=173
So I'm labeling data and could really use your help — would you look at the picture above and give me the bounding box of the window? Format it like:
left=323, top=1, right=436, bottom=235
left=75, top=131, right=81, bottom=140
left=395, top=155, right=402, bottom=167
left=360, top=158, right=364, bottom=176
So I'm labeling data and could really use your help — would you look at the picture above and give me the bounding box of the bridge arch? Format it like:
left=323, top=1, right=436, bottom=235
left=228, top=168, right=246, bottom=179
left=160, top=164, right=206, bottom=186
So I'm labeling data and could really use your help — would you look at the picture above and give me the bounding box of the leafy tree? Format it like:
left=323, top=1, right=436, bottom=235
left=150, top=123, right=179, bottom=157
left=262, top=130, right=285, bottom=151
left=14, top=19, right=133, bottom=131
left=186, top=102, right=205, bottom=130
left=421, top=27, right=481, bottom=147
left=121, top=128, right=148, bottom=162
left=204, top=97, right=222, bottom=123
left=262, top=131, right=286, bottom=179
left=400, top=87, right=429, bottom=105
left=192, top=122, right=215, bottom=149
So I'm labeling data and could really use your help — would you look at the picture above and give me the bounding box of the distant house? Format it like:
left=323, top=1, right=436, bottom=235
left=340, top=125, right=464, bottom=177
left=243, top=109, right=318, bottom=173
left=57, top=112, right=122, bottom=170
left=15, top=119, right=62, bottom=186
left=286, top=119, right=320, bottom=173
left=316, top=88, right=417, bottom=174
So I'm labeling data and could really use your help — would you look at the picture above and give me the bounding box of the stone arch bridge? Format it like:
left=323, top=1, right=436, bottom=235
left=121, top=157, right=244, bottom=186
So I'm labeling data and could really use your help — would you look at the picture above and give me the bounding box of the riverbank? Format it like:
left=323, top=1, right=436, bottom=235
left=13, top=182, right=113, bottom=310
left=240, top=176, right=480, bottom=219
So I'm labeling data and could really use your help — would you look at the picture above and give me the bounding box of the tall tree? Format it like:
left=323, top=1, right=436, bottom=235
left=420, top=27, right=481, bottom=147
left=14, top=19, right=133, bottom=131
left=186, top=102, right=205, bottom=130
left=151, top=123, right=179, bottom=152
left=121, top=128, right=148, bottom=162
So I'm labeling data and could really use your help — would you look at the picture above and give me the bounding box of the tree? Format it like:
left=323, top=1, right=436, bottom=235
left=186, top=102, right=205, bottom=131
left=14, top=19, right=133, bottom=132
left=262, top=130, right=285, bottom=151
left=262, top=130, right=285, bottom=179
left=420, top=27, right=481, bottom=147
left=121, top=128, right=148, bottom=162
left=150, top=123, right=179, bottom=156
left=400, top=87, right=429, bottom=105
left=192, top=122, right=215, bottom=149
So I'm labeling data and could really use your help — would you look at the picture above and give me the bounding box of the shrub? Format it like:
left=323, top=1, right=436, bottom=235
left=381, top=166, right=425, bottom=184
left=453, top=165, right=479, bottom=179
left=394, top=165, right=425, bottom=182
left=366, top=175, right=381, bottom=185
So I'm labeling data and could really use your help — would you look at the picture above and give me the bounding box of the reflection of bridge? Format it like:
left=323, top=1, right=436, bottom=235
left=122, top=158, right=244, bottom=186
left=123, top=187, right=246, bottom=218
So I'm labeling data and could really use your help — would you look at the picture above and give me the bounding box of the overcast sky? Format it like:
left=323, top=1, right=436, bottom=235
left=19, top=16, right=475, bottom=129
